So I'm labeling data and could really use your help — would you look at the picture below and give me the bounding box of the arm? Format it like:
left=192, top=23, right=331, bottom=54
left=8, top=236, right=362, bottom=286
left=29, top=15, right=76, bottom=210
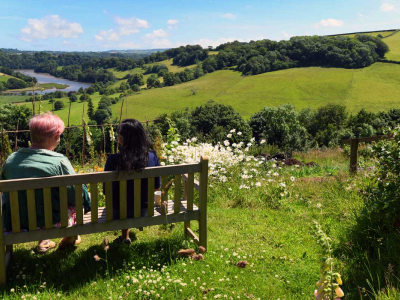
left=60, top=158, right=91, bottom=211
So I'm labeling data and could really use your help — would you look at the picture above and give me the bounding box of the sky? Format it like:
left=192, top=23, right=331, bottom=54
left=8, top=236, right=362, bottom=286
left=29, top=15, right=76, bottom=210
left=0, top=0, right=399, bottom=51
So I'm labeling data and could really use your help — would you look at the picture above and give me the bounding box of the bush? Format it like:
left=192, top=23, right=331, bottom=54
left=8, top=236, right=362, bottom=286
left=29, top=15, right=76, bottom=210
left=191, top=100, right=252, bottom=143
left=54, top=100, right=65, bottom=111
left=249, top=104, right=308, bottom=151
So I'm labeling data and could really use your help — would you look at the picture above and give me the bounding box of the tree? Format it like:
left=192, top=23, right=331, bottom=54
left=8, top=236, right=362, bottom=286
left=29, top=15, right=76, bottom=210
left=146, top=75, right=158, bottom=88
left=94, top=109, right=111, bottom=125
left=127, top=73, right=144, bottom=86
left=87, top=97, right=95, bottom=120
left=54, top=100, right=65, bottom=111
left=132, top=84, right=141, bottom=92
left=69, top=93, right=78, bottom=102
left=189, top=86, right=198, bottom=95
left=163, top=72, right=175, bottom=86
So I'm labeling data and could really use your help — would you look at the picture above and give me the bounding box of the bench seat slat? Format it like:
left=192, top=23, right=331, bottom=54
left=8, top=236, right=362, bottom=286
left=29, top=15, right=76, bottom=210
left=43, top=188, right=52, bottom=229
left=90, top=183, right=98, bottom=224
left=26, top=189, right=37, bottom=231
left=59, top=186, right=68, bottom=228
left=147, top=178, right=155, bottom=217
left=105, top=182, right=113, bottom=222
left=75, top=185, right=83, bottom=225
left=134, top=179, right=141, bottom=218
left=10, top=191, right=20, bottom=234
left=119, top=180, right=127, bottom=220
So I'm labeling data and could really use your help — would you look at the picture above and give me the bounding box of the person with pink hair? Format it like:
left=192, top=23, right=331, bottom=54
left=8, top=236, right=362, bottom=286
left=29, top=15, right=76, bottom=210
left=1, top=112, right=91, bottom=253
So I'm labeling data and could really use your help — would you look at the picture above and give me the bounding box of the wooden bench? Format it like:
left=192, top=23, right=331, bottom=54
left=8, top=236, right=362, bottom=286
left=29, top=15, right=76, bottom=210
left=0, top=156, right=209, bottom=285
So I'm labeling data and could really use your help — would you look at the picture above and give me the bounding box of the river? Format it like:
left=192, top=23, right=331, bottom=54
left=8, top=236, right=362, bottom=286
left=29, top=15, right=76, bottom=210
left=15, top=69, right=92, bottom=94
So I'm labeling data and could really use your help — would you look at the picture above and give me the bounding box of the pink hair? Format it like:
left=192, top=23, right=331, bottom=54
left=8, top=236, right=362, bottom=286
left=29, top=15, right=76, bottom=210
left=29, top=112, right=65, bottom=144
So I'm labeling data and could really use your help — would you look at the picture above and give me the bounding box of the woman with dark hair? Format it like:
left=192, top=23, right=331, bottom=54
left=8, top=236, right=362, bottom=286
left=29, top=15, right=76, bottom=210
left=104, top=119, right=161, bottom=244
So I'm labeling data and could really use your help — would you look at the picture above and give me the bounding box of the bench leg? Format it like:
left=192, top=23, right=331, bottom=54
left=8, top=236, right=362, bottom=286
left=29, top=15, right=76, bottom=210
left=0, top=243, right=6, bottom=286
left=184, top=221, right=190, bottom=237
left=198, top=216, right=207, bottom=249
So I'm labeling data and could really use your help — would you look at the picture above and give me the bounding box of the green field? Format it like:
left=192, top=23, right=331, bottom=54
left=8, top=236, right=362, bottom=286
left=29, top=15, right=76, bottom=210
left=0, top=73, right=21, bottom=83
left=14, top=62, right=400, bottom=125
left=0, top=95, right=28, bottom=104
left=5, top=82, right=69, bottom=93
left=145, top=58, right=196, bottom=73
left=341, top=30, right=396, bottom=38
left=109, top=62, right=400, bottom=122
left=384, top=31, right=400, bottom=61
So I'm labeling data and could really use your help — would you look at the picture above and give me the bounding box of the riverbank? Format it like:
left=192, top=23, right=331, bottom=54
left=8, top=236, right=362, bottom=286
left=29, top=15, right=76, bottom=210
left=4, top=82, right=69, bottom=93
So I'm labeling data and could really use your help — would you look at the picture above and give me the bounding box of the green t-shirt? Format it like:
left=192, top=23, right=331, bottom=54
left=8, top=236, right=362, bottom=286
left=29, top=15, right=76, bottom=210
left=1, top=148, right=91, bottom=232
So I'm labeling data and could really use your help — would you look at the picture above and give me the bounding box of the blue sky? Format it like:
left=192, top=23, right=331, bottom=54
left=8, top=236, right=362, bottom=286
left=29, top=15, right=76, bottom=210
left=0, top=0, right=399, bottom=51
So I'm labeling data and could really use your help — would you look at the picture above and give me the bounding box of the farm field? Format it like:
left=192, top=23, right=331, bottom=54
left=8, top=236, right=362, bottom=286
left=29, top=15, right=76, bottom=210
left=0, top=73, right=21, bottom=83
left=340, top=30, right=396, bottom=38
left=0, top=95, right=28, bottom=104
left=5, top=82, right=69, bottom=93
left=383, top=31, right=400, bottom=61
left=145, top=58, right=196, bottom=73
left=111, top=62, right=400, bottom=122
left=14, top=62, right=400, bottom=125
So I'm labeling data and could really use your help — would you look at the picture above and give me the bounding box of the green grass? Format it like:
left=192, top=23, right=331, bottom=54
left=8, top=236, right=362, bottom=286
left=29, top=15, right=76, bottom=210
left=384, top=31, right=400, bottom=61
left=0, top=95, right=28, bottom=104
left=341, top=30, right=396, bottom=38
left=112, top=62, right=400, bottom=121
left=16, top=92, right=121, bottom=125
left=145, top=58, right=196, bottom=73
left=1, top=149, right=367, bottom=299
left=6, top=83, right=69, bottom=93
left=0, top=73, right=22, bottom=83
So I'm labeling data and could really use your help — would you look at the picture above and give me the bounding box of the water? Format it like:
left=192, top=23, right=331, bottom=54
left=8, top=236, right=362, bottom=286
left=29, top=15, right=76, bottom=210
left=15, top=69, right=92, bottom=94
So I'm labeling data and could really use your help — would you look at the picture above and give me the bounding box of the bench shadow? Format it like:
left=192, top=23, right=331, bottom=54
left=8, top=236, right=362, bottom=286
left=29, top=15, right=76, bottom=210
left=4, top=232, right=187, bottom=292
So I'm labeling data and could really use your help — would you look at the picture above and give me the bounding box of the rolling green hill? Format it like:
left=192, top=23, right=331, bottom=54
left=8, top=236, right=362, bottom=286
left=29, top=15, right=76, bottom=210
left=383, top=31, right=400, bottom=61
left=5, top=29, right=400, bottom=125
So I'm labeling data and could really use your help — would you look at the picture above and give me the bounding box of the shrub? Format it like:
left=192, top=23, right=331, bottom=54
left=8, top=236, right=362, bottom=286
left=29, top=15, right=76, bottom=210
left=191, top=100, right=252, bottom=143
left=54, top=100, right=65, bottom=111
left=249, top=104, right=308, bottom=151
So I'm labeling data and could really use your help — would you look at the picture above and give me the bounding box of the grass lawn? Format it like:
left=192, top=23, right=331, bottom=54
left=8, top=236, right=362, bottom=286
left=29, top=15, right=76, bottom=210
left=384, top=31, right=400, bottom=61
left=1, top=149, right=371, bottom=299
left=145, top=58, right=196, bottom=73
left=111, top=62, right=400, bottom=122
left=0, top=95, right=28, bottom=104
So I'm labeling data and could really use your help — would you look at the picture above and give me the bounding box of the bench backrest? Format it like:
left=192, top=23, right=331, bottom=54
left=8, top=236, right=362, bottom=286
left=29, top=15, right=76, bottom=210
left=0, top=156, right=208, bottom=245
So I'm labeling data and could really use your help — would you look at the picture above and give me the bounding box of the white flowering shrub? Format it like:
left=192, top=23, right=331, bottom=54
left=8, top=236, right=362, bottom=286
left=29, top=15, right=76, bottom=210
left=160, top=128, right=296, bottom=208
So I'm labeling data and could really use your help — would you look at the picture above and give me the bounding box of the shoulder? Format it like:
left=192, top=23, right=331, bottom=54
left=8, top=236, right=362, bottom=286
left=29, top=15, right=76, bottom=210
left=105, top=154, right=119, bottom=171
left=148, top=151, right=160, bottom=167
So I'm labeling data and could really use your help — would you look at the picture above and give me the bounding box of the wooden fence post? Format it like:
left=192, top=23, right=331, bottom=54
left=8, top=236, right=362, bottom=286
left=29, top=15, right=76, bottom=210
left=31, top=79, right=36, bottom=116
left=66, top=99, right=72, bottom=158
left=0, top=120, right=4, bottom=167
left=14, top=120, right=19, bottom=152
left=349, top=139, right=359, bottom=174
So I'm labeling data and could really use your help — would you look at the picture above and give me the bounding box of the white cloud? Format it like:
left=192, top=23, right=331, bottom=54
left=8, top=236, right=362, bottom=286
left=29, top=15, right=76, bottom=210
left=380, top=3, right=396, bottom=12
left=95, top=29, right=120, bottom=41
left=167, top=19, right=179, bottom=29
left=221, top=13, right=237, bottom=20
left=167, top=19, right=179, bottom=25
left=114, top=16, right=149, bottom=36
left=62, top=40, right=69, bottom=45
left=20, top=15, right=83, bottom=42
left=95, top=15, right=149, bottom=42
left=314, top=18, right=344, bottom=29
left=144, top=29, right=168, bottom=39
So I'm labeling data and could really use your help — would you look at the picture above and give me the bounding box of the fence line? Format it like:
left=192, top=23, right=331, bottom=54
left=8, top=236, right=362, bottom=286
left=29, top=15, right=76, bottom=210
left=0, top=120, right=158, bottom=134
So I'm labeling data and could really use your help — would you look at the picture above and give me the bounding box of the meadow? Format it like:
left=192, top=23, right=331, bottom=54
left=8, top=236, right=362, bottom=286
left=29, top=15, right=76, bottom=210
left=0, top=138, right=375, bottom=300
left=383, top=31, right=400, bottom=61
